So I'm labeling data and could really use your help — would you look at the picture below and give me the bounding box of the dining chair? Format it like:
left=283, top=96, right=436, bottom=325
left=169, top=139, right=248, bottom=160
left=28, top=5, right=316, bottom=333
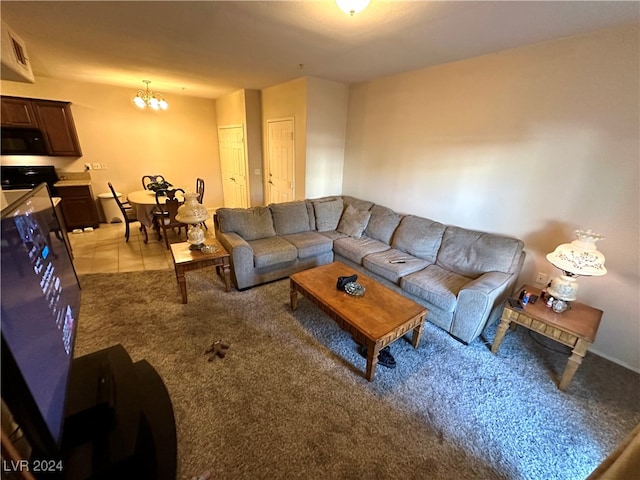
left=107, top=182, right=148, bottom=243
left=142, top=174, right=166, bottom=190
left=154, top=188, right=187, bottom=249
left=195, top=177, right=208, bottom=230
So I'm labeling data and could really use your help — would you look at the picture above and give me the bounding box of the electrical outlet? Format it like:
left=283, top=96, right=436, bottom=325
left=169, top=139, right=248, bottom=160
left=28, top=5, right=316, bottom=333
left=100, top=163, right=107, bottom=170
left=92, top=163, right=101, bottom=170
left=535, top=272, right=548, bottom=285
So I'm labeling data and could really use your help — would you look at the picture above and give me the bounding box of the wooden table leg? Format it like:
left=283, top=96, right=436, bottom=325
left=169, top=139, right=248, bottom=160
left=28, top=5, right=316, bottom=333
left=559, top=338, right=588, bottom=391
left=290, top=281, right=299, bottom=311
left=175, top=265, right=187, bottom=304
left=491, top=315, right=511, bottom=354
left=365, top=342, right=380, bottom=382
left=222, top=261, right=231, bottom=292
left=411, top=315, right=425, bottom=348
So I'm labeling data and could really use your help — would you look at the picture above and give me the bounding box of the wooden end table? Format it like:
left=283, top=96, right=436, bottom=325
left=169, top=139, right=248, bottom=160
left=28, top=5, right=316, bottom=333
left=491, top=284, right=603, bottom=391
left=170, top=240, right=231, bottom=303
left=290, top=262, right=427, bottom=381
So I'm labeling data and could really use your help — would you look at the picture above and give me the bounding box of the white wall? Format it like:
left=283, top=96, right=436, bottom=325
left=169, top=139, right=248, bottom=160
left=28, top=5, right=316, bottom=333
left=343, top=24, right=640, bottom=371
left=1, top=77, right=223, bottom=210
left=305, top=77, right=348, bottom=199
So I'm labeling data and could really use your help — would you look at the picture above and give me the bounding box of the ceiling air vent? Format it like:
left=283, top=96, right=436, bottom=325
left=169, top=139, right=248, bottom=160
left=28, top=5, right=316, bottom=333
left=1, top=20, right=35, bottom=83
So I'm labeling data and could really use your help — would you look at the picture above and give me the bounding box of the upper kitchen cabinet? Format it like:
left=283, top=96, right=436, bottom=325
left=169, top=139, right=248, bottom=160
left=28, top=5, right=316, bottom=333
left=1, top=96, right=83, bottom=157
left=0, top=96, right=38, bottom=127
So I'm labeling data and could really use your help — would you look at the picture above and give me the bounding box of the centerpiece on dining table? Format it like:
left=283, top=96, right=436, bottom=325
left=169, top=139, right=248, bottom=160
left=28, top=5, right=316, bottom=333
left=146, top=179, right=173, bottom=196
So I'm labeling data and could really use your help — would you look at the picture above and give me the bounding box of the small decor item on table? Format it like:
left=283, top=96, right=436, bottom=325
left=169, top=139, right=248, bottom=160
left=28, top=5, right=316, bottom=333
left=147, top=180, right=173, bottom=196
left=175, top=192, right=210, bottom=250
left=336, top=274, right=358, bottom=291
left=200, top=244, right=219, bottom=255
left=344, top=281, right=366, bottom=297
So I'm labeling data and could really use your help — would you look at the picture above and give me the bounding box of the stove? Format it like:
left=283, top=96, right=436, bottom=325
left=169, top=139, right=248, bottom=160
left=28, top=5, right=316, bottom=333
left=1, top=165, right=59, bottom=191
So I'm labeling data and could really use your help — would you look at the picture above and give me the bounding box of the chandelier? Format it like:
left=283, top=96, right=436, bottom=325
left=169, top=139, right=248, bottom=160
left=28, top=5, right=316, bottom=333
left=133, top=80, right=168, bottom=110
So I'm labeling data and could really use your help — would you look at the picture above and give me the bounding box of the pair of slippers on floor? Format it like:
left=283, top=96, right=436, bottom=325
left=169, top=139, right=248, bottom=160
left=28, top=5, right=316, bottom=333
left=357, top=345, right=396, bottom=369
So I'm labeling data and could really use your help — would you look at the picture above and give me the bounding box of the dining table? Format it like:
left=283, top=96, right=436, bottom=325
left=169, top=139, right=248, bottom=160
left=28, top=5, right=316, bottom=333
left=127, top=190, right=166, bottom=228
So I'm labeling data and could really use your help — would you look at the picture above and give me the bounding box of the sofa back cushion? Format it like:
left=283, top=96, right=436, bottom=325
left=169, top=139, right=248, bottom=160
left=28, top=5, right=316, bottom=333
left=392, top=215, right=445, bottom=263
left=269, top=201, right=311, bottom=235
left=313, top=197, right=344, bottom=232
left=337, top=204, right=372, bottom=239
left=364, top=205, right=402, bottom=244
left=216, top=206, right=276, bottom=241
left=342, top=196, right=375, bottom=212
left=436, top=226, right=524, bottom=278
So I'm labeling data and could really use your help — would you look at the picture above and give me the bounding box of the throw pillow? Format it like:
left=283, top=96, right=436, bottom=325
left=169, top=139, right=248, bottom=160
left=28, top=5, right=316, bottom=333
left=313, top=198, right=344, bottom=232
left=337, top=204, right=372, bottom=239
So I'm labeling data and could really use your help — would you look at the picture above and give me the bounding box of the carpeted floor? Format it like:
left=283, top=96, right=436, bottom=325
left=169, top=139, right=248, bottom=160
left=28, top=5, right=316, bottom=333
left=76, top=269, right=640, bottom=480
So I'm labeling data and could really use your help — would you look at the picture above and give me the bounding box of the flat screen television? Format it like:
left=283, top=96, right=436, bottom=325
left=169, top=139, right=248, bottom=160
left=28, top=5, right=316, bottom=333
left=1, top=183, right=81, bottom=458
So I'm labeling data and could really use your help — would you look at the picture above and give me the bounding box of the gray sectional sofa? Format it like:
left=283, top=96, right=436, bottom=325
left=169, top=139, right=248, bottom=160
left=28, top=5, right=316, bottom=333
left=215, top=196, right=525, bottom=344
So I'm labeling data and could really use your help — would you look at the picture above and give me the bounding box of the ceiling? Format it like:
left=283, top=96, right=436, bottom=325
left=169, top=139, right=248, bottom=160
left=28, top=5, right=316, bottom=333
left=1, top=1, right=638, bottom=100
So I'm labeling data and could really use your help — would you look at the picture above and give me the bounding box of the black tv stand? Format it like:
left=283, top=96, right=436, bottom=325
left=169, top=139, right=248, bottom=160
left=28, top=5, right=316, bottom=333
left=60, top=344, right=176, bottom=480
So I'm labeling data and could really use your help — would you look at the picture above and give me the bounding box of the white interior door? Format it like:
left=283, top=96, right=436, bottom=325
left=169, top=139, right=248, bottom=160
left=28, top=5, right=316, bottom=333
left=266, top=118, right=294, bottom=204
left=218, top=125, right=248, bottom=208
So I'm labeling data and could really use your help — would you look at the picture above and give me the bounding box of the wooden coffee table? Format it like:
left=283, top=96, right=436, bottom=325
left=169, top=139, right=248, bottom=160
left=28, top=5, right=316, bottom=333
left=290, top=262, right=427, bottom=381
left=491, top=284, right=603, bottom=391
left=170, top=240, right=231, bottom=303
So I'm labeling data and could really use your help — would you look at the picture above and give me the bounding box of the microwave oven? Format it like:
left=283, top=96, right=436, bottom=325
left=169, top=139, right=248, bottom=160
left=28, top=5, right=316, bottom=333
left=1, top=127, right=48, bottom=155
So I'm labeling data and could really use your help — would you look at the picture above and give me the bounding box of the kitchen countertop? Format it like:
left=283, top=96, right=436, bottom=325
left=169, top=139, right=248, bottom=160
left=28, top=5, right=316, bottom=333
left=54, top=179, right=92, bottom=187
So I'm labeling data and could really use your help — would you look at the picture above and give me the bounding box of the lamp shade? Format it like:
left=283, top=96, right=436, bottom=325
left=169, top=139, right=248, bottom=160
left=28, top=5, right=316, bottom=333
left=546, top=229, right=606, bottom=277
left=175, top=192, right=209, bottom=224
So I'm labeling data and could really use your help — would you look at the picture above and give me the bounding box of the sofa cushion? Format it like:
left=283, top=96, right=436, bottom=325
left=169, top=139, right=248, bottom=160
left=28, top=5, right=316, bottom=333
left=342, top=196, right=375, bottom=212
left=363, top=248, right=430, bottom=284
left=364, top=205, right=402, bottom=244
left=269, top=201, right=310, bottom=235
left=313, top=198, right=344, bottom=232
left=337, top=204, right=372, bottom=239
left=401, top=265, right=473, bottom=312
left=281, top=231, right=333, bottom=259
left=248, top=236, right=297, bottom=268
left=318, top=230, right=349, bottom=241
left=436, top=226, right=524, bottom=278
left=217, top=207, right=275, bottom=241
left=392, top=215, right=445, bottom=263
left=333, top=236, right=390, bottom=264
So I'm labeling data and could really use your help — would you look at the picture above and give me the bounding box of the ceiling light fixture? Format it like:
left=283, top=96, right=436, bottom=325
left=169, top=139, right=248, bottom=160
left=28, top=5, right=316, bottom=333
left=133, top=80, right=168, bottom=110
left=336, top=0, right=370, bottom=16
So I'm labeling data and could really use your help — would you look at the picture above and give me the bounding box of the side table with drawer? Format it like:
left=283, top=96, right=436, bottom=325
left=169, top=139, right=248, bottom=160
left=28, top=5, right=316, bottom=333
left=491, top=284, right=603, bottom=391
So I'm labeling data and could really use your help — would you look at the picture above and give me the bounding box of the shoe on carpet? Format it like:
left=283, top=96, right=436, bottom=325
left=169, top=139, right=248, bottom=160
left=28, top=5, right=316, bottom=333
left=357, top=345, right=396, bottom=369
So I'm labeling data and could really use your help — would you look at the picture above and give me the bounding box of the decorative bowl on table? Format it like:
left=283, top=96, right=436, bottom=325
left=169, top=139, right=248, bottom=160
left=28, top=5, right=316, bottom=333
left=344, top=282, right=365, bottom=297
left=147, top=180, right=173, bottom=196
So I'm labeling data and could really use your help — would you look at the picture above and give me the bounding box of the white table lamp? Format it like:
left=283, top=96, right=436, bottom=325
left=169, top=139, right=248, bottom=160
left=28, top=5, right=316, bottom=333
left=546, top=229, right=607, bottom=302
left=175, top=192, right=210, bottom=250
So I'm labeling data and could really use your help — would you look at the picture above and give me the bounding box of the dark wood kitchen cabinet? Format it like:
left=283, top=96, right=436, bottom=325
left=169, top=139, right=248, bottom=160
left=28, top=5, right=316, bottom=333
left=0, top=97, right=38, bottom=127
left=32, top=100, right=83, bottom=156
left=0, top=96, right=83, bottom=156
left=55, top=184, right=100, bottom=229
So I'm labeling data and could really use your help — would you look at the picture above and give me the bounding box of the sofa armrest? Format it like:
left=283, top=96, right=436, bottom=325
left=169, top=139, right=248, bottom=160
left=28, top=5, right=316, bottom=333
left=450, top=271, right=512, bottom=343
left=215, top=231, right=255, bottom=289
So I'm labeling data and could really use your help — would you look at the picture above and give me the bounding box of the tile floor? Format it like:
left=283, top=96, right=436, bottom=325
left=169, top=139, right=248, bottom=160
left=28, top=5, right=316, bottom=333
left=69, top=219, right=215, bottom=275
